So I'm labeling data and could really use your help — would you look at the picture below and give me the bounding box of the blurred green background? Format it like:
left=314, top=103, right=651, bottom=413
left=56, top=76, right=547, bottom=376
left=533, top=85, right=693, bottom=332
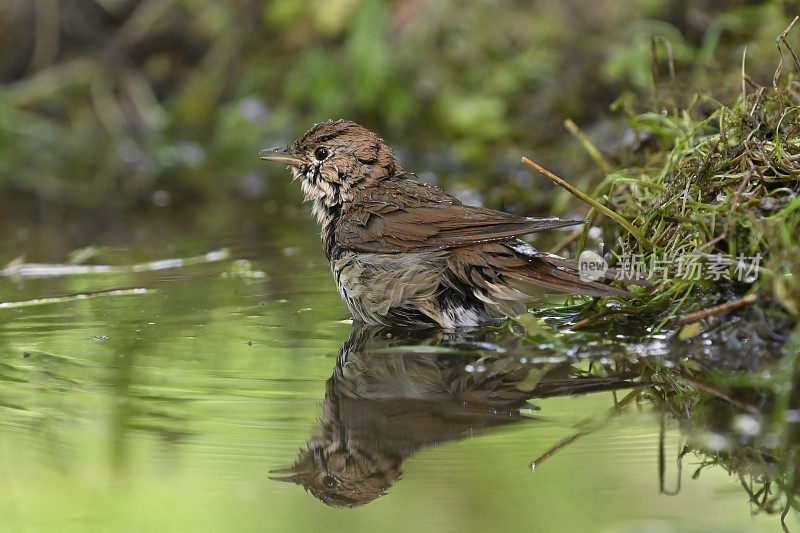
left=2, top=2, right=800, bottom=532
left=0, top=0, right=796, bottom=232
left=0, top=0, right=797, bottom=532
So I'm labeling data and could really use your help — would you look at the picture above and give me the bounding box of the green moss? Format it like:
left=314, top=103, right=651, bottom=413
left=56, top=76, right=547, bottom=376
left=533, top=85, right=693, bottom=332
left=525, top=25, right=800, bottom=521
left=545, top=58, right=800, bottom=334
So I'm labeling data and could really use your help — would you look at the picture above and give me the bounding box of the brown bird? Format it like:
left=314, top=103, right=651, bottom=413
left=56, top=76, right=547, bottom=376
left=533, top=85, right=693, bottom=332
left=261, top=120, right=643, bottom=328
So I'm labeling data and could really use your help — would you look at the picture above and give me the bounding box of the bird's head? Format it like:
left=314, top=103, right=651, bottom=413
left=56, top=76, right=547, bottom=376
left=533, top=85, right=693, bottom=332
left=260, top=120, right=399, bottom=213
left=269, top=441, right=400, bottom=508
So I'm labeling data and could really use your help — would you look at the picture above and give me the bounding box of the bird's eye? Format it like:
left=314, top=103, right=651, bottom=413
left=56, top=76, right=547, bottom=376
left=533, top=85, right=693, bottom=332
left=322, top=475, right=337, bottom=488
left=314, top=147, right=329, bottom=161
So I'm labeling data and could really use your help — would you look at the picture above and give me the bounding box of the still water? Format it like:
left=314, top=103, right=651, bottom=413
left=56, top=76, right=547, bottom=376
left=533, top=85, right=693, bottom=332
left=0, top=207, right=796, bottom=532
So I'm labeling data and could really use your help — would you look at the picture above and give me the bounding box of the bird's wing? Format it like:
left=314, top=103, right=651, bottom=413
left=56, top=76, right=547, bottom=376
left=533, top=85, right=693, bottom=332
left=335, top=177, right=585, bottom=253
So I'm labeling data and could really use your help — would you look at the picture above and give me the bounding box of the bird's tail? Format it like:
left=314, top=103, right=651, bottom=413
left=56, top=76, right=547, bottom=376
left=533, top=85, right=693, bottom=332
left=504, top=242, right=652, bottom=298
left=541, top=256, right=653, bottom=287
left=507, top=258, right=634, bottom=298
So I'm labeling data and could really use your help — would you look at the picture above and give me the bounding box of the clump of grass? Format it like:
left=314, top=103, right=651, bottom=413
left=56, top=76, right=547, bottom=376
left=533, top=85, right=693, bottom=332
left=534, top=19, right=800, bottom=337
left=524, top=22, right=800, bottom=526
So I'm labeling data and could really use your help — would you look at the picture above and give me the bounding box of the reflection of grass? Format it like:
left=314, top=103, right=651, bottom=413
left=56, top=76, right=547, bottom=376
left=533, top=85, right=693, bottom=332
left=520, top=324, right=800, bottom=527
left=0, top=248, right=239, bottom=309
left=1, top=248, right=231, bottom=280
left=640, top=325, right=800, bottom=527
left=0, top=287, right=153, bottom=310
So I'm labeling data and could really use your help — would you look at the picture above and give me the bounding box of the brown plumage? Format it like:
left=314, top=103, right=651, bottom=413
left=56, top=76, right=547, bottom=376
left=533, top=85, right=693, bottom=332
left=261, top=120, right=646, bottom=328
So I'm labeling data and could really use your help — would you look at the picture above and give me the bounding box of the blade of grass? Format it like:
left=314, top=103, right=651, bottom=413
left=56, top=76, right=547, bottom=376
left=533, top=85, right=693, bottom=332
left=522, top=157, right=654, bottom=250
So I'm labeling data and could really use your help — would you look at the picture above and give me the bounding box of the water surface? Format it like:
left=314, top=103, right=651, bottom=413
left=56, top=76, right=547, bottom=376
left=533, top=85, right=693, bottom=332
left=0, top=211, right=795, bottom=532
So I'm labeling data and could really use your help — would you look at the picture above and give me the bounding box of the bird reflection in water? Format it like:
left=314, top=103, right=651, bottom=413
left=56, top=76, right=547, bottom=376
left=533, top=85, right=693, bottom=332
left=272, top=311, right=800, bottom=529
left=270, top=323, right=643, bottom=507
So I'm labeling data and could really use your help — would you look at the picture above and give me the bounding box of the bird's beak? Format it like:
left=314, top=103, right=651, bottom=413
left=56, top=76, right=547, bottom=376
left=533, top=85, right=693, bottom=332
left=259, top=146, right=308, bottom=166
left=268, top=467, right=308, bottom=484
